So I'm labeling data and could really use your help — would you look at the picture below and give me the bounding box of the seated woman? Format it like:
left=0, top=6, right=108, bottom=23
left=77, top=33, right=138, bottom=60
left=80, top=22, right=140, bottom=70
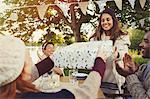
left=38, top=42, right=63, bottom=75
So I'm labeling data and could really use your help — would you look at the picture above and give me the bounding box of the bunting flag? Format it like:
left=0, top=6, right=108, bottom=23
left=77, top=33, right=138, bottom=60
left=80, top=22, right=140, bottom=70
left=139, top=0, right=146, bottom=8
left=4, top=0, right=147, bottom=23
left=114, top=0, right=122, bottom=10
left=9, top=12, right=18, bottom=21
left=79, top=2, right=89, bottom=15
left=128, top=0, right=135, bottom=9
left=56, top=1, right=70, bottom=17
left=131, top=22, right=136, bottom=27
left=87, top=0, right=96, bottom=16
left=139, top=19, right=144, bottom=27
left=37, top=3, right=49, bottom=20
left=95, top=0, right=107, bottom=12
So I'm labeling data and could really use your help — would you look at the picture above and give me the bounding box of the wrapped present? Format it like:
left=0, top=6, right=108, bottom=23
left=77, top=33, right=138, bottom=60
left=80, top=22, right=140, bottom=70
left=52, top=40, right=113, bottom=69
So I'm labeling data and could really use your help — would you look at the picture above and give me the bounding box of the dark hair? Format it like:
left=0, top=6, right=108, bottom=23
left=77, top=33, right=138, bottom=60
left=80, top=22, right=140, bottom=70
left=42, top=42, right=54, bottom=50
left=90, top=8, right=126, bottom=44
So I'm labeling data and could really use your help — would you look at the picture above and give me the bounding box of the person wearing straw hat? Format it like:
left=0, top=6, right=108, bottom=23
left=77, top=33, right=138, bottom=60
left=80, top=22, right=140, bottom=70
left=0, top=35, right=109, bottom=99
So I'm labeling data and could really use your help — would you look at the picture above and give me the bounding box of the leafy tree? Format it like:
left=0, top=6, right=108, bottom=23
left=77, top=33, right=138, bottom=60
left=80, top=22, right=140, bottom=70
left=0, top=0, right=100, bottom=44
left=128, top=28, right=145, bottom=50
left=107, top=0, right=150, bottom=31
left=1, top=0, right=149, bottom=45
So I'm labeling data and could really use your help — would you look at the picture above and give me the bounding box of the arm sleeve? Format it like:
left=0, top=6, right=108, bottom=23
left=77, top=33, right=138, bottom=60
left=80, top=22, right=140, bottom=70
left=35, top=57, right=54, bottom=76
left=126, top=74, right=150, bottom=99
left=30, top=57, right=54, bottom=81
left=67, top=72, right=102, bottom=99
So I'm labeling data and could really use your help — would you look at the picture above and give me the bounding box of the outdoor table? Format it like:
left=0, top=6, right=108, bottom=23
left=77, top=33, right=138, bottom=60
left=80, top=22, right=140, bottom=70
left=34, top=75, right=105, bottom=99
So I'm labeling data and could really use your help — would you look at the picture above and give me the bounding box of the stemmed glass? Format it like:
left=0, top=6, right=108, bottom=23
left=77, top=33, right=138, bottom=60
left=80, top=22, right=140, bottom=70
left=69, top=69, right=78, bottom=85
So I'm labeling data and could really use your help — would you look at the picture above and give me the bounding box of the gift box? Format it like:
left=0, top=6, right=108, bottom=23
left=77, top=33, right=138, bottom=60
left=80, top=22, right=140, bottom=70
left=52, top=40, right=113, bottom=69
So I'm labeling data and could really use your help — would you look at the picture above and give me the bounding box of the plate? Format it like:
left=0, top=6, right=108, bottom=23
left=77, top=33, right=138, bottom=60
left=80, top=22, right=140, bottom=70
left=39, top=83, right=61, bottom=93
left=75, top=73, right=88, bottom=77
left=74, top=73, right=88, bottom=80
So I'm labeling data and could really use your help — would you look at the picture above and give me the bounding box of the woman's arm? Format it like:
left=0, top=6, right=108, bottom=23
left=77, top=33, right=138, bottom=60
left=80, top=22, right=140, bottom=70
left=67, top=57, right=105, bottom=99
left=69, top=72, right=101, bottom=99
left=30, top=57, right=54, bottom=81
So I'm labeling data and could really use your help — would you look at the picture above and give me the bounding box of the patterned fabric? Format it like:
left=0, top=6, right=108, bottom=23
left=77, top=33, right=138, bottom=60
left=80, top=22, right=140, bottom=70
left=143, top=64, right=150, bottom=80
left=52, top=40, right=113, bottom=69
left=126, top=63, right=150, bottom=99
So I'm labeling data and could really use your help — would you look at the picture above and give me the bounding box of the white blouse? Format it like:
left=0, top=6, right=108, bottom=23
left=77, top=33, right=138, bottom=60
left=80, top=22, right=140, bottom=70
left=101, top=33, right=131, bottom=93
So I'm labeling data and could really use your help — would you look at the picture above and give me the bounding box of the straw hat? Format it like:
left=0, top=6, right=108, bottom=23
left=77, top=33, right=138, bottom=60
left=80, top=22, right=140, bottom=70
left=0, top=36, right=25, bottom=86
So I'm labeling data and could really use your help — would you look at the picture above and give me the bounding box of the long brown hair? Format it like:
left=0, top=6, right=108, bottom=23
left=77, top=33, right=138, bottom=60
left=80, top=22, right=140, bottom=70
left=0, top=74, right=39, bottom=99
left=90, top=8, right=126, bottom=44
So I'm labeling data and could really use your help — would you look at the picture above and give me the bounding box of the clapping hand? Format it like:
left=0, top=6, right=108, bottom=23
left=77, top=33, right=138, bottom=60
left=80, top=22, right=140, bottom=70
left=115, top=52, right=138, bottom=77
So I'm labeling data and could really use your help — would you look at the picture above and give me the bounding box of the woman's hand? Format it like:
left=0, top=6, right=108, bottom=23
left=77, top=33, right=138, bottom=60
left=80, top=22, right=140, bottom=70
left=52, top=67, right=63, bottom=76
left=96, top=46, right=111, bottom=62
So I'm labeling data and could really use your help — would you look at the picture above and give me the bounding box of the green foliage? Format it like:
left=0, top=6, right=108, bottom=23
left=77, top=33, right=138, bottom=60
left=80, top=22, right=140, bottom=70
left=133, top=57, right=149, bottom=65
left=1, top=0, right=149, bottom=44
left=64, top=34, right=75, bottom=45
left=129, top=49, right=149, bottom=65
left=63, top=68, right=70, bottom=76
left=128, top=28, right=145, bottom=50
left=51, top=34, right=65, bottom=45
left=25, top=42, right=41, bottom=46
left=0, top=17, right=5, bottom=26
left=107, top=0, right=150, bottom=30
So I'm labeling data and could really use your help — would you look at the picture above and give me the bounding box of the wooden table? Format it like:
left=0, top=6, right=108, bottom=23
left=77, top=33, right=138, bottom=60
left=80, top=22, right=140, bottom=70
left=60, top=76, right=105, bottom=99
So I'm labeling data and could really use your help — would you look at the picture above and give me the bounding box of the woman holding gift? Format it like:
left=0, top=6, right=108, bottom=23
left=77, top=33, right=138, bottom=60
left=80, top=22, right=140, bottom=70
left=90, top=8, right=131, bottom=95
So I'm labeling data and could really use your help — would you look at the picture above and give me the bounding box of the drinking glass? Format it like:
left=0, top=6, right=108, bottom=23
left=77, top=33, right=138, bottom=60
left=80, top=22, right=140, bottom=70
left=69, top=69, right=78, bottom=85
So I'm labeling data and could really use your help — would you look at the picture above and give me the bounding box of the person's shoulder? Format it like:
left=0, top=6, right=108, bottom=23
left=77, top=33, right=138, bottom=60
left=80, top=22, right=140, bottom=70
left=116, top=34, right=130, bottom=45
left=138, top=63, right=149, bottom=72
